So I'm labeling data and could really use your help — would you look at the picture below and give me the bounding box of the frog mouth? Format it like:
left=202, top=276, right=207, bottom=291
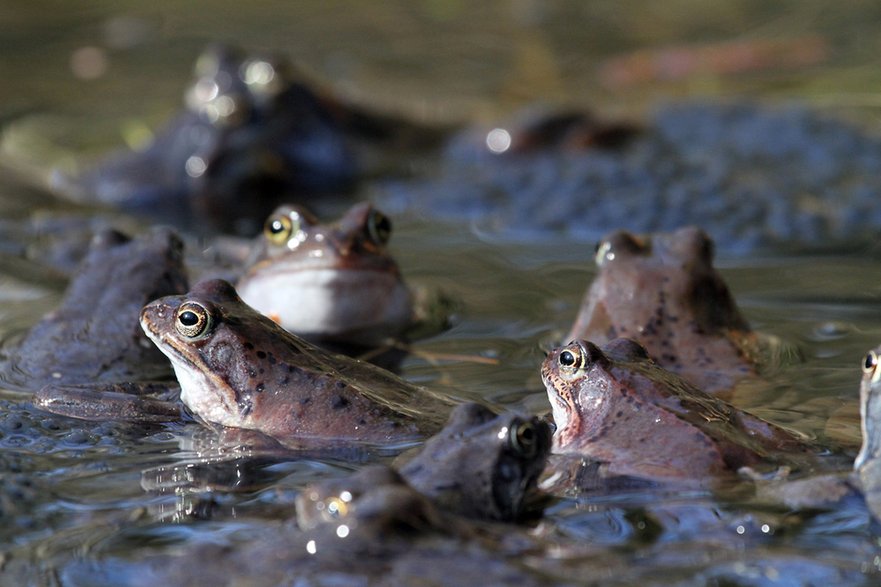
left=139, top=305, right=244, bottom=427
left=540, top=373, right=572, bottom=439
left=246, top=253, right=398, bottom=275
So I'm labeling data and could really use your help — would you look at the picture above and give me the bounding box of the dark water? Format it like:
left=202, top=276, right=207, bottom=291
left=3, top=1, right=881, bottom=585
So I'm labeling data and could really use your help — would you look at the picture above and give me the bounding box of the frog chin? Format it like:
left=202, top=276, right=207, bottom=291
left=548, top=394, right=570, bottom=439
left=237, top=268, right=411, bottom=341
left=169, top=360, right=244, bottom=428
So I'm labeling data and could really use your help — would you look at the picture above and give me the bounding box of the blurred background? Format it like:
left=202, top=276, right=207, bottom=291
left=6, top=0, right=881, bottom=150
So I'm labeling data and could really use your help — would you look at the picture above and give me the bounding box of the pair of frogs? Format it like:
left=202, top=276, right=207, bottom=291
left=12, top=199, right=415, bottom=389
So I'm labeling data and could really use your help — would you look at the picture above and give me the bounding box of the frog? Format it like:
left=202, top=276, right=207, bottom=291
left=138, top=278, right=456, bottom=447
left=57, top=464, right=550, bottom=587
left=566, top=226, right=762, bottom=394
left=8, top=227, right=189, bottom=391
left=295, top=465, right=454, bottom=532
left=755, top=345, right=881, bottom=519
left=236, top=202, right=414, bottom=349
left=396, top=402, right=551, bottom=521
left=540, top=337, right=811, bottom=484
left=50, top=44, right=446, bottom=235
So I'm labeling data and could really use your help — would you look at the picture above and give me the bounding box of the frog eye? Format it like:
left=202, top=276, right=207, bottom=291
left=509, top=420, right=539, bottom=458
left=322, top=495, right=351, bottom=519
left=175, top=302, right=212, bottom=338
left=366, top=210, right=392, bottom=246
left=264, top=213, right=296, bottom=245
left=594, top=240, right=613, bottom=266
left=558, top=345, right=585, bottom=370
left=863, top=350, right=878, bottom=376
left=596, top=232, right=646, bottom=266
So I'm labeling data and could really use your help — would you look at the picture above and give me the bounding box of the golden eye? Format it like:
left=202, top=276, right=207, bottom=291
left=263, top=213, right=295, bottom=245
left=558, top=344, right=584, bottom=370
left=322, top=496, right=350, bottom=519
left=509, top=420, right=538, bottom=458
left=863, top=350, right=878, bottom=376
left=175, top=302, right=212, bottom=338
left=366, top=210, right=392, bottom=246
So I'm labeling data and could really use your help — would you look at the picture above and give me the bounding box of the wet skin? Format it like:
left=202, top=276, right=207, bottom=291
left=567, top=227, right=760, bottom=394
left=12, top=227, right=189, bottom=390
left=397, top=402, right=551, bottom=521
left=541, top=338, right=809, bottom=483
left=50, top=45, right=445, bottom=235
left=236, top=202, right=413, bottom=348
left=295, top=465, right=455, bottom=535
left=139, top=279, right=455, bottom=446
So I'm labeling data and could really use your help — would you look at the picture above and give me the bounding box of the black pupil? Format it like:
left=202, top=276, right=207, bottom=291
left=866, top=353, right=876, bottom=371
left=269, top=219, right=285, bottom=234
left=179, top=311, right=200, bottom=327
left=376, top=216, right=390, bottom=235
left=518, top=425, right=534, bottom=445
left=559, top=350, right=576, bottom=367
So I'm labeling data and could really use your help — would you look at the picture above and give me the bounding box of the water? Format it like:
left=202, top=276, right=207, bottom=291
left=3, top=1, right=881, bottom=585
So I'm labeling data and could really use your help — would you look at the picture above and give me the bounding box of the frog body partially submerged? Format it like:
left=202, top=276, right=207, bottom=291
left=541, top=338, right=810, bottom=483
left=568, top=227, right=760, bottom=394
left=139, top=279, right=455, bottom=446
left=236, top=202, right=413, bottom=348
left=9, top=227, right=189, bottom=389
left=60, top=461, right=550, bottom=587
left=397, top=402, right=551, bottom=521
left=50, top=45, right=443, bottom=234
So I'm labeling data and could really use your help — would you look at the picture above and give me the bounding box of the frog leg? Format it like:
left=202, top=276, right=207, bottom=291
left=33, top=381, right=183, bottom=422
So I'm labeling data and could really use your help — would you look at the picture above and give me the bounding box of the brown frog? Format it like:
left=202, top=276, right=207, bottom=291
left=397, top=402, right=551, bottom=521
left=541, top=338, right=809, bottom=483
left=236, top=202, right=413, bottom=349
left=139, top=279, right=455, bottom=447
left=567, top=227, right=760, bottom=394
left=10, top=227, right=189, bottom=390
